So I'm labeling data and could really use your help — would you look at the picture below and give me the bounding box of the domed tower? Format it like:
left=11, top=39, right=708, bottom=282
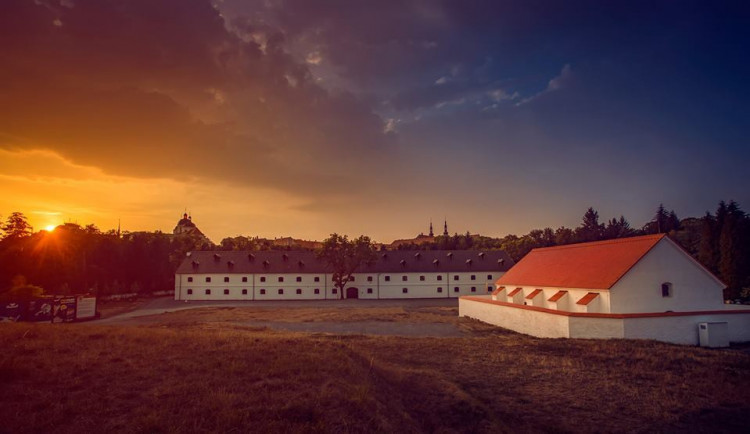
left=172, top=212, right=210, bottom=244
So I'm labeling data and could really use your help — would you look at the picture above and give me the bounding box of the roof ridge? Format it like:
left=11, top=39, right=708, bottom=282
left=534, top=234, right=665, bottom=252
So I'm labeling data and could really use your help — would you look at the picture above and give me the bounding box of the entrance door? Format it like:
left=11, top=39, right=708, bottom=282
left=346, top=287, right=359, bottom=299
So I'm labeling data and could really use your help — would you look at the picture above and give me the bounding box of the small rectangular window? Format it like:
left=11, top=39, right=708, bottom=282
left=402, top=276, right=408, bottom=281
left=332, top=288, right=338, bottom=294
left=402, top=288, right=408, bottom=293
left=487, top=275, right=493, bottom=280
left=349, top=276, right=355, bottom=281
left=367, top=276, right=373, bottom=282
left=242, top=277, right=248, bottom=282
left=314, top=276, right=320, bottom=282
left=205, top=289, right=211, bottom=295
left=278, top=277, right=284, bottom=283
left=296, top=288, right=302, bottom=294
left=471, top=287, right=476, bottom=292
left=420, top=275, right=425, bottom=281
left=470, top=275, right=476, bottom=281
left=242, top=289, right=248, bottom=295
left=206, top=277, right=211, bottom=282
left=661, top=283, right=672, bottom=297
left=278, top=289, right=284, bottom=295
left=260, top=289, right=266, bottom=294
left=314, top=288, right=320, bottom=294
left=385, top=276, right=391, bottom=282
left=187, top=277, right=193, bottom=282
left=454, top=287, right=459, bottom=292
left=437, top=287, right=442, bottom=293
left=224, top=277, right=230, bottom=282
left=187, top=289, right=193, bottom=294
left=437, top=275, right=443, bottom=281
left=367, top=288, right=373, bottom=294
left=224, top=289, right=229, bottom=295
left=260, top=277, right=266, bottom=282
left=453, top=275, right=459, bottom=281
left=296, top=277, right=302, bottom=282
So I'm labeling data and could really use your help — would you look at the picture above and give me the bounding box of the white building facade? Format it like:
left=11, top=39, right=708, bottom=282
left=175, top=250, right=514, bottom=301
left=460, top=234, right=750, bottom=345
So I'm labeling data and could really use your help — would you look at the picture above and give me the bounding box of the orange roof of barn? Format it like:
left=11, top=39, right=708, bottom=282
left=525, top=289, right=543, bottom=299
left=576, top=292, right=600, bottom=305
left=548, top=290, right=568, bottom=302
left=496, top=234, right=667, bottom=290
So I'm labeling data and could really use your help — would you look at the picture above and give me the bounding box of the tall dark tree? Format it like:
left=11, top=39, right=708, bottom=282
left=576, top=208, right=604, bottom=242
left=718, top=201, right=746, bottom=299
left=1, top=212, right=33, bottom=240
left=697, top=212, right=718, bottom=274
left=554, top=227, right=575, bottom=245
left=643, top=204, right=679, bottom=234
left=317, top=233, right=376, bottom=299
left=603, top=216, right=635, bottom=239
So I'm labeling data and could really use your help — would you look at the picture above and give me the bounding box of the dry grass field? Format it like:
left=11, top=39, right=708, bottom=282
left=2, top=306, right=749, bottom=433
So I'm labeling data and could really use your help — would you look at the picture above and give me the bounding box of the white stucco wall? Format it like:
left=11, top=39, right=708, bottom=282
left=459, top=297, right=571, bottom=338
left=568, top=316, right=624, bottom=339
left=609, top=238, right=725, bottom=313
left=621, top=313, right=750, bottom=345
left=459, top=297, right=750, bottom=345
left=494, top=284, right=611, bottom=313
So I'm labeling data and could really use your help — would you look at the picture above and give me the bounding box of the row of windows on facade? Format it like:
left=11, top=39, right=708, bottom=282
left=187, top=274, right=495, bottom=283
left=185, top=286, right=484, bottom=295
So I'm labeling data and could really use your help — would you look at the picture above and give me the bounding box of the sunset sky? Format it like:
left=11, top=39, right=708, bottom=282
left=1, top=0, right=748, bottom=243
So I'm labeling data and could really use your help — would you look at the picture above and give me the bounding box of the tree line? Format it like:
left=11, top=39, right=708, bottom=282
left=1, top=200, right=748, bottom=300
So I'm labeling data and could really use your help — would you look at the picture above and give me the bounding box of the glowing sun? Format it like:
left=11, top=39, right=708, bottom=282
left=45, top=224, right=56, bottom=232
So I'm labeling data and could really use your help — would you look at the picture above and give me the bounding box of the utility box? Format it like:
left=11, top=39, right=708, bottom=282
left=698, top=322, right=729, bottom=348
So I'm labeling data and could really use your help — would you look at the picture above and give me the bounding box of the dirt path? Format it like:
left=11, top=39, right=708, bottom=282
left=233, top=320, right=466, bottom=337
left=88, top=297, right=476, bottom=337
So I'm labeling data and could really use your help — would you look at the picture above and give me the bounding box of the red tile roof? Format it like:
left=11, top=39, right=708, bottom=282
left=525, top=288, right=542, bottom=299
left=496, top=234, right=666, bottom=290
left=507, top=287, right=522, bottom=297
left=491, top=286, right=505, bottom=296
left=576, top=292, right=600, bottom=305
left=548, top=290, right=568, bottom=302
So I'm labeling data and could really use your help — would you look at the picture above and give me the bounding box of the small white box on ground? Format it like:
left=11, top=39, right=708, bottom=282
left=698, top=322, right=729, bottom=348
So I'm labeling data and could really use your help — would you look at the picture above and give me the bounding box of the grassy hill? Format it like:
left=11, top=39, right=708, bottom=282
left=1, top=311, right=749, bottom=433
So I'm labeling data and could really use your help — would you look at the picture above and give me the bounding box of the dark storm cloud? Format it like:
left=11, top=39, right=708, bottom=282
left=0, top=0, right=396, bottom=196
left=2, top=0, right=749, bottom=226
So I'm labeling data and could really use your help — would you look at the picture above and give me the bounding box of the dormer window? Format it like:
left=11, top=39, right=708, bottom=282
left=661, top=282, right=673, bottom=298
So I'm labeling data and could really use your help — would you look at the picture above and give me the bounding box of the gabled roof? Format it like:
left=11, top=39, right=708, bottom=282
left=491, top=286, right=505, bottom=296
left=548, top=290, right=568, bottom=302
left=496, top=234, right=667, bottom=290
left=525, top=289, right=543, bottom=299
left=176, top=250, right=514, bottom=275
left=507, top=287, right=522, bottom=297
left=576, top=292, right=600, bottom=305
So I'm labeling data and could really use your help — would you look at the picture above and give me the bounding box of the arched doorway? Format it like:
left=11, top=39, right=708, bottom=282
left=346, top=287, right=359, bottom=299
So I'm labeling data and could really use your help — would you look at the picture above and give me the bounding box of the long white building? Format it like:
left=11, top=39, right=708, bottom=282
left=175, top=250, right=514, bottom=300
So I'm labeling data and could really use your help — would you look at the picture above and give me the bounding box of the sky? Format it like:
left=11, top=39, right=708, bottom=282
left=1, top=0, right=749, bottom=243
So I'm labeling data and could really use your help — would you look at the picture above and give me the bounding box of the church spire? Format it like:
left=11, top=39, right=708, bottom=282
left=443, top=219, right=448, bottom=236
left=429, top=219, right=434, bottom=237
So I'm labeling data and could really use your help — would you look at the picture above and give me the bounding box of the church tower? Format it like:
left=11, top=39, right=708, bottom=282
left=443, top=219, right=448, bottom=237
left=429, top=220, right=434, bottom=237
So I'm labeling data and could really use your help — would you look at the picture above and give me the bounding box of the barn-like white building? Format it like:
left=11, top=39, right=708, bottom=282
left=459, top=234, right=750, bottom=345
left=175, top=250, right=514, bottom=300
